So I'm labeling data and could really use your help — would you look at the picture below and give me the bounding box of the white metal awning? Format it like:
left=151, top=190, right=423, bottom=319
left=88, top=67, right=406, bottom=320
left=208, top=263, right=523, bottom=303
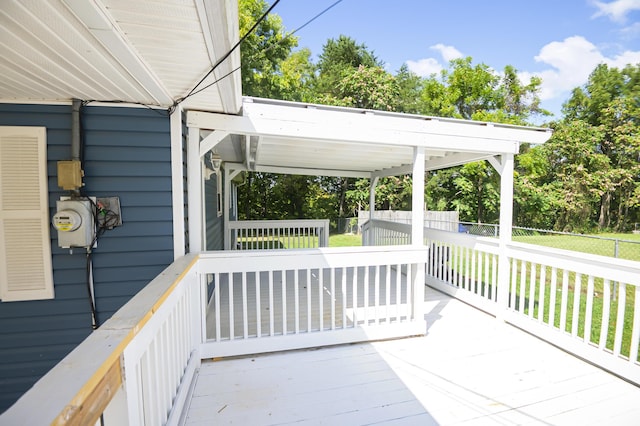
left=187, top=97, right=553, bottom=177
left=0, top=0, right=241, bottom=114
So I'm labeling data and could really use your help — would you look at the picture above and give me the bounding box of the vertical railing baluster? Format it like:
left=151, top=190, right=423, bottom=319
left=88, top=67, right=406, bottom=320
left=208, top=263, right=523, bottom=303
left=385, top=263, right=391, bottom=324
left=572, top=273, right=582, bottom=337
left=549, top=267, right=557, bottom=328
left=519, top=260, right=526, bottom=313
left=528, top=263, right=537, bottom=318
left=613, top=282, right=626, bottom=357
left=294, top=268, right=300, bottom=334
left=269, top=270, right=274, bottom=336
left=319, top=268, right=324, bottom=331
left=282, top=270, right=287, bottom=335
left=584, top=275, right=595, bottom=344
left=560, top=270, right=569, bottom=333
left=307, top=269, right=312, bottom=331
left=256, top=272, right=262, bottom=338
left=395, top=263, right=401, bottom=321
left=228, top=272, right=234, bottom=340
left=630, top=285, right=640, bottom=363
left=599, top=279, right=611, bottom=349
left=509, top=258, right=518, bottom=309
left=242, top=272, right=248, bottom=339
left=538, top=266, right=546, bottom=322
left=214, top=273, right=221, bottom=341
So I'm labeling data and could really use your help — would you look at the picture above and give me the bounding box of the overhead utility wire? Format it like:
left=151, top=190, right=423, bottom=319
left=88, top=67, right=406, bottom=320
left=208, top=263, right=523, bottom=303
left=177, top=0, right=282, bottom=104
left=182, top=0, right=344, bottom=100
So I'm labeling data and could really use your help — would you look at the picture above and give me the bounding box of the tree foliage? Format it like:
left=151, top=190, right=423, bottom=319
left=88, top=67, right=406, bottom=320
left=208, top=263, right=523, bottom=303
left=235, top=2, right=639, bottom=233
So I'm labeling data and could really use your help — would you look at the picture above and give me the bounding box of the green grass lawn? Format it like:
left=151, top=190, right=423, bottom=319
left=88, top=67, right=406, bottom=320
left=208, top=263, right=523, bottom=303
left=329, top=233, right=362, bottom=247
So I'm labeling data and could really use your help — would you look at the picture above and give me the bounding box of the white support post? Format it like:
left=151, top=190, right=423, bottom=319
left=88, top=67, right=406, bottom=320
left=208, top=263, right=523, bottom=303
left=496, top=153, right=514, bottom=320
left=369, top=176, right=379, bottom=221
left=411, top=146, right=425, bottom=246
left=187, top=127, right=204, bottom=253
left=224, top=167, right=231, bottom=250
left=170, top=106, right=186, bottom=260
left=411, top=146, right=426, bottom=322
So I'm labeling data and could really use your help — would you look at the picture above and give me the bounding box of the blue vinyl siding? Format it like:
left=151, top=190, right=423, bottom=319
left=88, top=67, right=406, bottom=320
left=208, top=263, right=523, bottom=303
left=0, top=104, right=174, bottom=413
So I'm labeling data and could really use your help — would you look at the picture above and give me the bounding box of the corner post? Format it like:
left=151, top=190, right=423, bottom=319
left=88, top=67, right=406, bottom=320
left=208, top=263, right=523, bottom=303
left=411, top=146, right=426, bottom=322
left=187, top=127, right=203, bottom=253
left=496, top=153, right=514, bottom=320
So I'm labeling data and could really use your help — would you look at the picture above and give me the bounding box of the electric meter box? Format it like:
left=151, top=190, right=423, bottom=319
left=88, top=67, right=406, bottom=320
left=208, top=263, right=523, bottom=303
left=53, top=199, right=95, bottom=248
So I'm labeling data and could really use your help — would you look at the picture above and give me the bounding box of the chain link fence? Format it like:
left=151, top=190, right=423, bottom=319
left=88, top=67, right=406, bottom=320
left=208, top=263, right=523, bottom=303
left=453, top=222, right=640, bottom=262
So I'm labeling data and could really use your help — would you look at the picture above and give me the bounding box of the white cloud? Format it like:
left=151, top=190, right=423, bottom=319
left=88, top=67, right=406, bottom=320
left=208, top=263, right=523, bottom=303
left=521, top=35, right=640, bottom=102
left=406, top=44, right=464, bottom=77
left=430, top=44, right=464, bottom=62
left=406, top=58, right=443, bottom=76
left=592, top=0, right=640, bottom=22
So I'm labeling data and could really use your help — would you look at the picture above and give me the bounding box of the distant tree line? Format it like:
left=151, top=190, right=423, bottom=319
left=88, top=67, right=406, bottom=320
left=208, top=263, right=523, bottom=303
left=237, top=0, right=640, bottom=233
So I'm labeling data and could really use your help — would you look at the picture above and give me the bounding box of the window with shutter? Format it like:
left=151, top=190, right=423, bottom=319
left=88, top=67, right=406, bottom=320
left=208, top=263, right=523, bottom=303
left=0, top=126, right=54, bottom=301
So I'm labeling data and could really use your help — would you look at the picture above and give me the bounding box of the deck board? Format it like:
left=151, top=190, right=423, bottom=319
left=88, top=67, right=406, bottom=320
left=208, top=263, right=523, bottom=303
left=185, top=287, right=640, bottom=425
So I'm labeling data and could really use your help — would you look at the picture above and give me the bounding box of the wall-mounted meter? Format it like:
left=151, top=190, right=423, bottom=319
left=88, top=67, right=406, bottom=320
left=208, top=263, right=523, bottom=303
left=53, top=198, right=95, bottom=249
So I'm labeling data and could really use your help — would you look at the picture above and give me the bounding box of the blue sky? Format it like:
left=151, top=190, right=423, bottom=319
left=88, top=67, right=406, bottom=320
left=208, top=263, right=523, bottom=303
left=272, top=0, right=640, bottom=119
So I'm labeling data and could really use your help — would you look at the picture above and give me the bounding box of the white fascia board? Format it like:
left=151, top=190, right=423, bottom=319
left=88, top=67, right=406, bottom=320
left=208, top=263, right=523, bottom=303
left=240, top=101, right=553, bottom=146
left=186, top=110, right=523, bottom=154
left=255, top=165, right=370, bottom=178
left=193, top=0, right=242, bottom=113
left=63, top=0, right=173, bottom=105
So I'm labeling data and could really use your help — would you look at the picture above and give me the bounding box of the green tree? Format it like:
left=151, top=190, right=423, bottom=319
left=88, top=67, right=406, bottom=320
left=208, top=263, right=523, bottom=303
left=559, top=63, right=640, bottom=231
left=239, top=0, right=299, bottom=98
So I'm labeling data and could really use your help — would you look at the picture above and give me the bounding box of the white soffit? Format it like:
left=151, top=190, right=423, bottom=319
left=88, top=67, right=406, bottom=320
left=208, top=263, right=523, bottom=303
left=0, top=0, right=241, bottom=113
left=187, top=97, right=553, bottom=176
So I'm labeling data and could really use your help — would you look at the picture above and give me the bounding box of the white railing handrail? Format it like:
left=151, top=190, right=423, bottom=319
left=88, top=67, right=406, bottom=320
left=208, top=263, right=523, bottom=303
left=228, top=219, right=329, bottom=230
left=199, top=245, right=427, bottom=272
left=1, top=254, right=200, bottom=426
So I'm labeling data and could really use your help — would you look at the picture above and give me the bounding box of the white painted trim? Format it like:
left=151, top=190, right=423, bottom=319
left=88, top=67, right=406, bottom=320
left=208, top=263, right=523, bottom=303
left=199, top=130, right=229, bottom=158
left=411, top=147, right=425, bottom=246
left=369, top=176, right=379, bottom=221
left=496, top=154, right=514, bottom=319
left=186, top=111, right=528, bottom=153
left=223, top=167, right=230, bottom=250
left=487, top=155, right=505, bottom=175
left=170, top=107, right=185, bottom=260
left=187, top=127, right=203, bottom=253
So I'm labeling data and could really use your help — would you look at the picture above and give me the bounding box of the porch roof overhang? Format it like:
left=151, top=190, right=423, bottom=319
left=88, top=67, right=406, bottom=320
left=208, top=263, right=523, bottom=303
left=187, top=97, right=553, bottom=178
left=0, top=0, right=241, bottom=114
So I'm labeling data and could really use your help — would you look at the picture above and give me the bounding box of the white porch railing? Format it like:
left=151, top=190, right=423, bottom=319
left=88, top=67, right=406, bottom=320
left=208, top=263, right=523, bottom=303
left=227, top=219, right=329, bottom=250
left=1, top=246, right=427, bottom=425
left=363, top=219, right=640, bottom=385
left=1, top=254, right=203, bottom=426
left=199, top=246, right=427, bottom=358
left=362, top=218, right=412, bottom=246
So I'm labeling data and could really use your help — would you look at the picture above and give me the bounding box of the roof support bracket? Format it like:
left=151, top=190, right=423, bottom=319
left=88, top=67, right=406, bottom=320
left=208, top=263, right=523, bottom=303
left=487, top=155, right=505, bottom=175
left=199, top=130, right=229, bottom=158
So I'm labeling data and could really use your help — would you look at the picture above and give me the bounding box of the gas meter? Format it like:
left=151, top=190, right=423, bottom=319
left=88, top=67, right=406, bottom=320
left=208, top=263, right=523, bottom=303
left=53, top=198, right=95, bottom=248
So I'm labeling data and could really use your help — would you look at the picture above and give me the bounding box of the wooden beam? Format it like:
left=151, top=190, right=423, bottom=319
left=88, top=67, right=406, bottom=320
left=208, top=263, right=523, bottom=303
left=53, top=358, right=122, bottom=426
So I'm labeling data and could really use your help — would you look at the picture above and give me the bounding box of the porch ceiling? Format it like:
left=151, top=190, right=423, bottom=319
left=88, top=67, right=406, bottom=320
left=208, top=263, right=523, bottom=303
left=0, top=0, right=241, bottom=114
left=187, top=97, right=553, bottom=177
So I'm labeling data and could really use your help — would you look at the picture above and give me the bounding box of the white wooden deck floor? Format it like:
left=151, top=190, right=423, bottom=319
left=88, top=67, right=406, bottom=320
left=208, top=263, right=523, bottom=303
left=184, top=287, right=640, bottom=425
